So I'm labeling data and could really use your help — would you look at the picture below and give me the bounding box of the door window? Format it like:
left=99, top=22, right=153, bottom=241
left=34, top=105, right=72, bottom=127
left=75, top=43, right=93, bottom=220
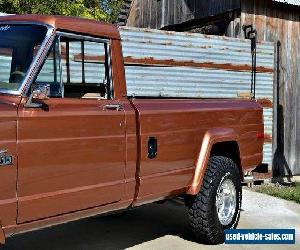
left=35, top=41, right=62, bottom=97
left=35, top=35, right=112, bottom=99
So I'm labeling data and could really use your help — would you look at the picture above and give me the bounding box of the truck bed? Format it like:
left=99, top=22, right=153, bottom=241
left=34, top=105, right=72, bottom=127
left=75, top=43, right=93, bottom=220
left=129, top=98, right=263, bottom=204
left=120, top=26, right=274, bottom=167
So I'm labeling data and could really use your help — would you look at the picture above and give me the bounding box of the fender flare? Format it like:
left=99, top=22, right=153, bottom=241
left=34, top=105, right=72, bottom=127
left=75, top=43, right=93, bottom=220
left=187, top=128, right=239, bottom=195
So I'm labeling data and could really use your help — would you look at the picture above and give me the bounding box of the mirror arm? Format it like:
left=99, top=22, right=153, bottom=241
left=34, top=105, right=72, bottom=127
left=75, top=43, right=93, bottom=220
left=24, top=92, right=43, bottom=108
left=24, top=83, right=50, bottom=108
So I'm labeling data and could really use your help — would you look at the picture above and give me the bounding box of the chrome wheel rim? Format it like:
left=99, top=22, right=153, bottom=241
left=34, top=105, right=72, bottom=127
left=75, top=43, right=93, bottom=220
left=216, top=179, right=236, bottom=226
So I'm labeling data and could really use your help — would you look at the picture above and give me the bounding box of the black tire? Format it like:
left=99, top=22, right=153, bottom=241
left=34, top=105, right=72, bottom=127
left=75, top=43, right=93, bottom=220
left=187, top=156, right=242, bottom=245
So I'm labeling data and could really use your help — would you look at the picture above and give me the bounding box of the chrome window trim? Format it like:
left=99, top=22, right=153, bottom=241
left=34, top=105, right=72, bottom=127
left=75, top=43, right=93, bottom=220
left=56, top=31, right=109, bottom=44
left=21, top=27, right=55, bottom=96
left=57, top=38, right=64, bottom=98
left=0, top=21, right=55, bottom=96
left=107, top=43, right=114, bottom=99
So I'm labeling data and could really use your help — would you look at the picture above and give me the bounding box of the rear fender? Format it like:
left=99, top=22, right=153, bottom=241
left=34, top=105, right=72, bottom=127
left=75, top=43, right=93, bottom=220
left=187, top=128, right=239, bottom=195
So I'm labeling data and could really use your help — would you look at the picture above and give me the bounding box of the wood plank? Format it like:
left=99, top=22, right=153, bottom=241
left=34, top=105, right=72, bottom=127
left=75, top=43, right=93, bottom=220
left=226, top=11, right=241, bottom=38
left=184, top=0, right=195, bottom=21
left=156, top=0, right=162, bottom=29
left=271, top=3, right=289, bottom=176
left=126, top=0, right=137, bottom=27
left=265, top=1, right=278, bottom=42
left=151, top=0, right=158, bottom=29
left=253, top=0, right=267, bottom=40
left=142, top=0, right=150, bottom=28
left=281, top=10, right=292, bottom=173
left=295, top=17, right=300, bottom=175
left=194, top=0, right=205, bottom=19
left=174, top=0, right=183, bottom=25
left=288, top=9, right=299, bottom=175
left=161, top=0, right=168, bottom=27
left=241, top=0, right=255, bottom=34
left=167, top=0, right=175, bottom=26
left=149, top=0, right=157, bottom=28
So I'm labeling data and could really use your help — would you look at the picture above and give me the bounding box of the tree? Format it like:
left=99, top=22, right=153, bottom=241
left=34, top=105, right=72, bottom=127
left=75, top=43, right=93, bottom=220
left=0, top=0, right=123, bottom=22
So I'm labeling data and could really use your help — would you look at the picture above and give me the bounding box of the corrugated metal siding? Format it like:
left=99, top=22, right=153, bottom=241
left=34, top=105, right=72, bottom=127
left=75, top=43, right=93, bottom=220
left=120, top=27, right=274, bottom=70
left=120, top=27, right=274, bottom=166
left=125, top=67, right=273, bottom=98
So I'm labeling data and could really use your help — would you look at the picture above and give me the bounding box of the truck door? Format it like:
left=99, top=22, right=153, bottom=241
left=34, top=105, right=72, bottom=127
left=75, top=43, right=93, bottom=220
left=17, top=35, right=126, bottom=223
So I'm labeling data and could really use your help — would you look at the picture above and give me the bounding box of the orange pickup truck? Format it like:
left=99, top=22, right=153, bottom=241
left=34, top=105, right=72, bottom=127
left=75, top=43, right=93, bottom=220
left=0, top=15, right=264, bottom=245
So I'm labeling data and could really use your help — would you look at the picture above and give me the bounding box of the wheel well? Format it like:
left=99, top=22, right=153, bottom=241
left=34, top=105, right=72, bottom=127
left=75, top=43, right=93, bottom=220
left=210, top=141, right=243, bottom=179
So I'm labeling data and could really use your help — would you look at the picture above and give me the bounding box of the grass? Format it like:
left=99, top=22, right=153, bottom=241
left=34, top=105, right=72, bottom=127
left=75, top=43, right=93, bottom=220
left=253, top=182, right=300, bottom=204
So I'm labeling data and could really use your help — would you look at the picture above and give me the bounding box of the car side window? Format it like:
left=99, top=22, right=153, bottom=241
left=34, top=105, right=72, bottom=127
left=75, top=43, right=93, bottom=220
left=35, top=35, right=112, bottom=99
left=0, top=48, right=13, bottom=83
left=35, top=42, right=62, bottom=97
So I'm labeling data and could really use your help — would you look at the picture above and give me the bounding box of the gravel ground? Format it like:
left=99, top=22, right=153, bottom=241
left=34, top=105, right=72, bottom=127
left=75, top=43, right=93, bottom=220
left=3, top=189, right=300, bottom=250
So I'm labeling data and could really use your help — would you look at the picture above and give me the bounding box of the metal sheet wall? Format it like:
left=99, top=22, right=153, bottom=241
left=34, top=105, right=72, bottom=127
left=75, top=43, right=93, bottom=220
left=120, top=27, right=273, bottom=69
left=120, top=26, right=275, bottom=166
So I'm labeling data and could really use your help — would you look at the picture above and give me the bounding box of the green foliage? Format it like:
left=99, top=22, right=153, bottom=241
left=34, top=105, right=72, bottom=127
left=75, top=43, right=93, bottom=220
left=254, top=182, right=300, bottom=204
left=0, top=0, right=123, bottom=22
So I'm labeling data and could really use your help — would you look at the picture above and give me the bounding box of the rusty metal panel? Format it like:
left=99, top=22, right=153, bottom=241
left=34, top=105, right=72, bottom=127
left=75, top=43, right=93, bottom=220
left=120, top=27, right=274, bottom=71
left=120, top=26, right=274, bottom=166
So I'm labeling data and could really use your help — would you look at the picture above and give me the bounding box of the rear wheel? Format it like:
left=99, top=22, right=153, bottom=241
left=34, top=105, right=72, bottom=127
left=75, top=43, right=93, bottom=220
left=187, top=156, right=242, bottom=244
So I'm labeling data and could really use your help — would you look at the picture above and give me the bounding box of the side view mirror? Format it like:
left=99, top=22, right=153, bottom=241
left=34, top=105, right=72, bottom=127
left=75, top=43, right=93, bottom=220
left=24, top=83, right=50, bottom=108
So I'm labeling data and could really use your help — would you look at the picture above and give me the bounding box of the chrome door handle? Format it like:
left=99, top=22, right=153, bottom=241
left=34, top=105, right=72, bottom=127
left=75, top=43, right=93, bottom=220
left=104, top=104, right=123, bottom=111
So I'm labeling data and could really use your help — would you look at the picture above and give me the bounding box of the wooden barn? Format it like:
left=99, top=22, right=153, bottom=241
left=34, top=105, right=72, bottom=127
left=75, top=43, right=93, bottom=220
left=118, top=0, right=300, bottom=177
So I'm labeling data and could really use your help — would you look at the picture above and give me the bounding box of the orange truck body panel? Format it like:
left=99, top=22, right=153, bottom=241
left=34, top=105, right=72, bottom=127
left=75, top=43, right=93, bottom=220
left=0, top=15, right=264, bottom=243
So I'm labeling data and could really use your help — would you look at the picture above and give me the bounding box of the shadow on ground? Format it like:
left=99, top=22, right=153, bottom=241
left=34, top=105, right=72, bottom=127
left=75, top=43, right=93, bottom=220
left=3, top=200, right=195, bottom=250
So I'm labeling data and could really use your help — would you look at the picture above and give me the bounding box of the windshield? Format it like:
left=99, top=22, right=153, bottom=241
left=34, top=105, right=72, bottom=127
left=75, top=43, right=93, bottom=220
left=0, top=24, right=48, bottom=92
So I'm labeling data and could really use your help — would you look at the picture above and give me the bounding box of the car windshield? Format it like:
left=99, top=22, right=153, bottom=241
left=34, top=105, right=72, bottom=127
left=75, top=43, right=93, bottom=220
left=0, top=24, right=48, bottom=92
